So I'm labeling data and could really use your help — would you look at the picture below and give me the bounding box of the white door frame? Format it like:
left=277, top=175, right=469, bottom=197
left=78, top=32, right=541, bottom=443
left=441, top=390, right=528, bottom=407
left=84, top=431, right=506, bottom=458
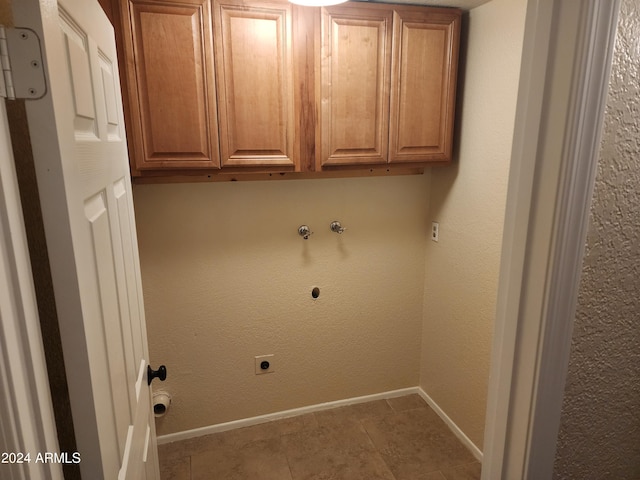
left=482, top=0, right=620, bottom=478
left=1, top=0, right=622, bottom=478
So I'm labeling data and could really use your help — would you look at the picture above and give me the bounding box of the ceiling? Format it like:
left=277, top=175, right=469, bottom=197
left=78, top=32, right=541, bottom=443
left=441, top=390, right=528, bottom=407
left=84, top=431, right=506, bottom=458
left=362, top=0, right=492, bottom=10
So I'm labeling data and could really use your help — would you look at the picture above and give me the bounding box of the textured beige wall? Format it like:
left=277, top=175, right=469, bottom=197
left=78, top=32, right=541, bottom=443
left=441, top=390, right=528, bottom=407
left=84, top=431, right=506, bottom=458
left=134, top=175, right=430, bottom=436
left=554, top=1, right=640, bottom=477
left=134, top=0, right=529, bottom=441
left=419, top=0, right=526, bottom=450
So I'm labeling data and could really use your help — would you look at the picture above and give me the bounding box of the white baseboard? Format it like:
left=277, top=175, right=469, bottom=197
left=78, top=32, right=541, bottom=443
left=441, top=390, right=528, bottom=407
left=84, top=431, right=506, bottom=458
left=157, top=386, right=484, bottom=463
left=416, top=388, right=483, bottom=462
left=157, top=387, right=419, bottom=445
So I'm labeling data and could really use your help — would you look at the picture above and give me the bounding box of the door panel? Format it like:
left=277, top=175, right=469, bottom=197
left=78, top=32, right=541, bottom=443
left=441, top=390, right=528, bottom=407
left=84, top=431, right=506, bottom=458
left=98, top=52, right=121, bottom=141
left=214, top=0, right=296, bottom=168
left=60, top=9, right=99, bottom=139
left=126, top=0, right=219, bottom=170
left=83, top=189, right=130, bottom=464
left=389, top=9, right=460, bottom=163
left=319, top=5, right=392, bottom=167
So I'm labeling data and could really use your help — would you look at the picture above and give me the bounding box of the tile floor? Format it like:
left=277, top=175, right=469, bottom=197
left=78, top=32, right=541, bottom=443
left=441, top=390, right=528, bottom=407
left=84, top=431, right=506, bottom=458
left=158, top=394, right=481, bottom=480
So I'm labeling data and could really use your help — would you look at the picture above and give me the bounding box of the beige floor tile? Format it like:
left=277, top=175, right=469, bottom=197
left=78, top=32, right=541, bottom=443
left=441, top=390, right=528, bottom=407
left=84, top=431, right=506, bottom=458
left=361, top=408, right=476, bottom=480
left=159, top=413, right=318, bottom=462
left=386, top=394, right=428, bottom=412
left=282, top=421, right=395, bottom=480
left=163, top=430, right=231, bottom=460
left=440, top=461, right=482, bottom=480
left=159, top=455, right=190, bottom=480
left=158, top=397, right=483, bottom=480
left=158, top=439, right=197, bottom=463
left=283, top=420, right=376, bottom=458
left=224, top=413, right=319, bottom=448
left=190, top=436, right=293, bottom=480
left=422, top=473, right=447, bottom=480
left=314, top=399, right=393, bottom=426
left=274, top=413, right=320, bottom=435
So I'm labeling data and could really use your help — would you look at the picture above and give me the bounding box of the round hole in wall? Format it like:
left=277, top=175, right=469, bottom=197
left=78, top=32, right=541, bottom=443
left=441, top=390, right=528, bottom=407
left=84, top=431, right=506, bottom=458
left=154, top=403, right=166, bottom=416
left=311, top=287, right=320, bottom=299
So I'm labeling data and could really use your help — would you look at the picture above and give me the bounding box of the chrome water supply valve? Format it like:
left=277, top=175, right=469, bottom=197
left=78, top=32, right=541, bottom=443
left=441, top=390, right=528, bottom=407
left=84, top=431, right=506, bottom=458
left=330, top=221, right=346, bottom=234
left=298, top=225, right=313, bottom=239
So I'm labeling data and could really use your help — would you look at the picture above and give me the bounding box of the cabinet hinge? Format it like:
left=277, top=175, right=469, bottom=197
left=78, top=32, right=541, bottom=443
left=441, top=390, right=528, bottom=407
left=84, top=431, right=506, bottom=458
left=0, top=26, right=46, bottom=100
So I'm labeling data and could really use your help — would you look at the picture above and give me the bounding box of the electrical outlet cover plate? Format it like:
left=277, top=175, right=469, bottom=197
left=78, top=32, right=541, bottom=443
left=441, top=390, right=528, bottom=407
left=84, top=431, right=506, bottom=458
left=255, top=354, right=275, bottom=374
left=431, top=222, right=439, bottom=242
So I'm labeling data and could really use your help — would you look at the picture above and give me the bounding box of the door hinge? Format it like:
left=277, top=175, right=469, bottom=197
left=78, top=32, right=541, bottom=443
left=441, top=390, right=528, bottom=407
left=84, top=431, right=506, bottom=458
left=0, top=26, right=46, bottom=100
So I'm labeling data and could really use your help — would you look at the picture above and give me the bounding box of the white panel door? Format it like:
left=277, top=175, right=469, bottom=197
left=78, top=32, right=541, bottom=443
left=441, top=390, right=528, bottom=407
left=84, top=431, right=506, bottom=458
left=10, top=0, right=160, bottom=478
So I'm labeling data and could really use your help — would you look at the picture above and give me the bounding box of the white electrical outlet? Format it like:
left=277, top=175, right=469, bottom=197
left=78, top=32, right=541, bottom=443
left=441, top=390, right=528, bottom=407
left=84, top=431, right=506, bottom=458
left=431, top=222, right=439, bottom=242
left=255, top=354, right=275, bottom=375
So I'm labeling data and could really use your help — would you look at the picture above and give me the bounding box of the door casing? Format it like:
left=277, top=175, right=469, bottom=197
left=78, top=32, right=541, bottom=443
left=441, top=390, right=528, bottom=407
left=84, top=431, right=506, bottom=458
left=0, top=0, right=622, bottom=478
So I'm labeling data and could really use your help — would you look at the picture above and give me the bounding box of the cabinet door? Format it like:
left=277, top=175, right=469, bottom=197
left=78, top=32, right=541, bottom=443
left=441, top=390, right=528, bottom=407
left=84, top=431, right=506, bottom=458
left=389, top=8, right=460, bottom=164
left=124, top=0, right=219, bottom=170
left=319, top=4, right=393, bottom=167
left=213, top=0, right=296, bottom=169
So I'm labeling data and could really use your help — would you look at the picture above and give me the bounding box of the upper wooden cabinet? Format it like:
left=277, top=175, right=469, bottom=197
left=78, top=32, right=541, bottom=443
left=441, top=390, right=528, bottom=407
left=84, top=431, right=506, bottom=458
left=112, top=0, right=461, bottom=177
left=318, top=3, right=460, bottom=169
left=213, top=0, right=297, bottom=169
left=319, top=5, right=393, bottom=167
left=122, top=0, right=219, bottom=171
left=389, top=8, right=460, bottom=164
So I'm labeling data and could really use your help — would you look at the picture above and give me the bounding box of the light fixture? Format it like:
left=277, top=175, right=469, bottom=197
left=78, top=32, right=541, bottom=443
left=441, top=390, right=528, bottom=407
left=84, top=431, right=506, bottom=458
left=289, top=0, right=348, bottom=7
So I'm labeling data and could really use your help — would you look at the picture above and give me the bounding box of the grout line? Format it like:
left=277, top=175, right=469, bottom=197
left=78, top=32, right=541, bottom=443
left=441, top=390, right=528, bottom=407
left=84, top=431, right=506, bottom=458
left=359, top=416, right=399, bottom=480
left=280, top=433, right=296, bottom=480
left=384, top=398, right=398, bottom=413
left=358, top=417, right=379, bottom=452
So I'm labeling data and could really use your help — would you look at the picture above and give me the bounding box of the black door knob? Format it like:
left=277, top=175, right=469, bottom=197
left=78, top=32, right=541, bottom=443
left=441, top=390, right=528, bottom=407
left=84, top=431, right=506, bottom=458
left=147, top=365, right=167, bottom=386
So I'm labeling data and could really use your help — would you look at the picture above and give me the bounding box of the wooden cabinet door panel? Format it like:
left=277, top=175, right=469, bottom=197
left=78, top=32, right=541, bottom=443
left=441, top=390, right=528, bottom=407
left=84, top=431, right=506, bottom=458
left=127, top=1, right=219, bottom=170
left=389, top=9, right=460, bottom=163
left=214, top=0, right=296, bottom=168
left=319, top=5, right=392, bottom=167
